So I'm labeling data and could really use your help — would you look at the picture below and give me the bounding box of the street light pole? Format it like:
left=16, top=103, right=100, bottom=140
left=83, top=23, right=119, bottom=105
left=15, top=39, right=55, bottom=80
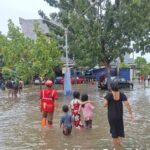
left=42, top=0, right=99, bottom=95
left=63, top=27, right=72, bottom=95
left=65, top=28, right=69, bottom=67
left=63, top=2, right=98, bottom=95
left=41, top=19, right=72, bottom=95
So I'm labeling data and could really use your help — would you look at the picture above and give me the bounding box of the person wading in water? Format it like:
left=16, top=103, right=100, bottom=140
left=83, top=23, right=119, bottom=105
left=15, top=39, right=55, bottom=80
left=103, top=82, right=133, bottom=146
left=40, top=80, right=58, bottom=128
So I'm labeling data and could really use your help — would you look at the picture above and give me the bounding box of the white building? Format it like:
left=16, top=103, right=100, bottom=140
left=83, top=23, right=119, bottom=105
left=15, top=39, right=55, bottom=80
left=19, top=17, right=49, bottom=40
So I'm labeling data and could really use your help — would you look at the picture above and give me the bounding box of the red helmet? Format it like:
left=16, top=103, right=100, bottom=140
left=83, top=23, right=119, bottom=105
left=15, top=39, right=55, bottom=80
left=45, top=80, right=53, bottom=86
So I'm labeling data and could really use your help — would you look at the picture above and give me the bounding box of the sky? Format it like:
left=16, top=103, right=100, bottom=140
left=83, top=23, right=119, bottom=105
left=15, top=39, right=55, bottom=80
left=0, top=0, right=149, bottom=62
left=0, top=0, right=56, bottom=34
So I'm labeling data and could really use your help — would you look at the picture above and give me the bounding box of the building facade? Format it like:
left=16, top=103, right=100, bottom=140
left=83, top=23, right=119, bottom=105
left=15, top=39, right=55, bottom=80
left=19, top=17, right=49, bottom=40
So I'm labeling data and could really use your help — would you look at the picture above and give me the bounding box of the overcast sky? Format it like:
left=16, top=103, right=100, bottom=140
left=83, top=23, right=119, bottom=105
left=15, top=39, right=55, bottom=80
left=0, top=0, right=149, bottom=62
left=0, top=0, right=56, bottom=34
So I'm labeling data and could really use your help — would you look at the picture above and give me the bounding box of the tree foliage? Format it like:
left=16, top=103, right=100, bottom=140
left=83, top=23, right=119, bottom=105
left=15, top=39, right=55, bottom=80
left=32, top=23, right=62, bottom=78
left=40, top=0, right=150, bottom=67
left=120, top=63, right=130, bottom=68
left=39, top=0, right=150, bottom=89
left=0, top=20, right=61, bottom=82
left=135, top=57, right=147, bottom=68
left=135, top=56, right=150, bottom=75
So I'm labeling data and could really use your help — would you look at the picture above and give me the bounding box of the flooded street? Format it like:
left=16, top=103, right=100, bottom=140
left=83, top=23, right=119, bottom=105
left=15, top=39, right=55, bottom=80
left=0, top=82, right=150, bottom=150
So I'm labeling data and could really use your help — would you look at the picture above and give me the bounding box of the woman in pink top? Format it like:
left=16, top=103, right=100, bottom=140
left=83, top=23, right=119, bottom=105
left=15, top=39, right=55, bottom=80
left=81, top=94, right=95, bottom=129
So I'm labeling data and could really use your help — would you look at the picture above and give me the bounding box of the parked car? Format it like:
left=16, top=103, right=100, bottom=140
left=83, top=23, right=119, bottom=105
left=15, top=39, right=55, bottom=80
left=98, top=76, right=133, bottom=90
left=84, top=70, right=96, bottom=81
left=59, top=76, right=86, bottom=84
left=33, top=78, right=45, bottom=85
left=54, top=76, right=63, bottom=84
left=71, top=76, right=86, bottom=84
left=113, top=77, right=133, bottom=89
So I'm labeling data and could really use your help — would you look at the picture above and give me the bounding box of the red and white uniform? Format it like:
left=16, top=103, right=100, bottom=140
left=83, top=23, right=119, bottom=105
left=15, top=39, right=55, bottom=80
left=70, top=99, right=83, bottom=128
left=40, top=89, right=58, bottom=112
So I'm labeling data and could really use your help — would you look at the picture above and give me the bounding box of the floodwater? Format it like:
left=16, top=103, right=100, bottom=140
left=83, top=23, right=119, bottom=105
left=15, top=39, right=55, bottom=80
left=0, top=82, right=150, bottom=150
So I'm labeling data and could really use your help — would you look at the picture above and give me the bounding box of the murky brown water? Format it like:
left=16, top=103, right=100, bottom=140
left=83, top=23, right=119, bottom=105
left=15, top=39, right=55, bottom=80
left=0, top=82, right=150, bottom=150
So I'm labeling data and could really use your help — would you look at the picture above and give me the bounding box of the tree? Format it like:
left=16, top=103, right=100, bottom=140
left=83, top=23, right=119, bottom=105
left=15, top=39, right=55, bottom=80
left=141, top=63, right=150, bottom=76
left=0, top=20, right=61, bottom=82
left=135, top=57, right=147, bottom=69
left=0, top=33, right=8, bottom=70
left=31, top=23, right=62, bottom=79
left=40, top=0, right=150, bottom=89
left=134, top=57, right=150, bottom=76
left=2, top=20, right=35, bottom=82
left=120, top=63, right=130, bottom=68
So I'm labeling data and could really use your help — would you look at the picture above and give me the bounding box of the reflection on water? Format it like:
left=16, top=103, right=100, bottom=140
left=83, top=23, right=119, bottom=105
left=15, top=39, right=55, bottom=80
left=0, top=82, right=150, bottom=150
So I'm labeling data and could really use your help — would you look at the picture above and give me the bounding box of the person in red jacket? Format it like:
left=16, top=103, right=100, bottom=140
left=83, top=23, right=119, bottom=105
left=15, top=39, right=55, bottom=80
left=40, top=80, right=58, bottom=128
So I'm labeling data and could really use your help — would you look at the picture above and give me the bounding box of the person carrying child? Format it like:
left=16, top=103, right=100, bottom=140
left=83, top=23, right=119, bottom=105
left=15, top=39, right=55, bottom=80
left=60, top=105, right=73, bottom=136
left=81, top=94, right=95, bottom=129
left=69, top=91, right=84, bottom=129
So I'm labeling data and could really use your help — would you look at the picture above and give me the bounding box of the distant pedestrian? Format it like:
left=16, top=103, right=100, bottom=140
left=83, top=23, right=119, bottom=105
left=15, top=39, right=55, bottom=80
left=0, top=79, right=5, bottom=91
left=5, top=78, right=13, bottom=98
left=0, top=79, right=4, bottom=94
left=138, top=75, right=140, bottom=83
left=140, top=75, right=144, bottom=83
left=103, top=82, right=133, bottom=146
left=18, top=79, right=24, bottom=96
left=40, top=80, right=58, bottom=128
left=12, top=80, right=19, bottom=98
left=148, top=74, right=150, bottom=84
left=81, top=94, right=95, bottom=129
left=60, top=105, right=73, bottom=136
left=0, top=79, right=2, bottom=89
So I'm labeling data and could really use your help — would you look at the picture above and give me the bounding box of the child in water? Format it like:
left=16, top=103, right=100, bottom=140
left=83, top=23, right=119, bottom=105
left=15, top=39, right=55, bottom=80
left=69, top=91, right=84, bottom=129
left=60, top=105, right=73, bottom=136
left=81, top=94, right=95, bottom=129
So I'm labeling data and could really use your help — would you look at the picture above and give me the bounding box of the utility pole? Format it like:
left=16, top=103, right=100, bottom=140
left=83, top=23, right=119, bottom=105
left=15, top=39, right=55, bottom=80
left=42, top=0, right=100, bottom=95
left=41, top=19, right=72, bottom=96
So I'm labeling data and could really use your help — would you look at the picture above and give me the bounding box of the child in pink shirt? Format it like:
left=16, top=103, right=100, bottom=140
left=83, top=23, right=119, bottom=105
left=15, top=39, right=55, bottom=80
left=81, top=94, right=95, bottom=129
